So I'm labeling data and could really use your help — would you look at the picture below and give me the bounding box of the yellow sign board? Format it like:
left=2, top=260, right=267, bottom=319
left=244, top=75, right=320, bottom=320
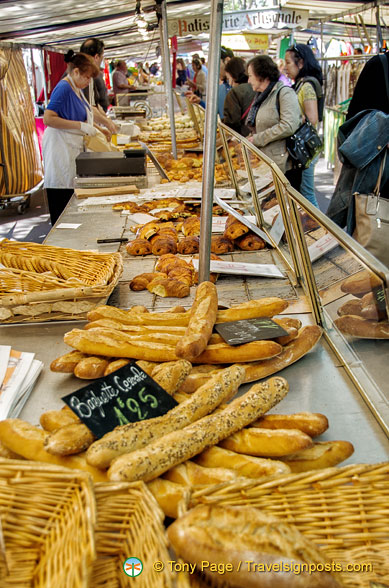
left=221, top=33, right=269, bottom=51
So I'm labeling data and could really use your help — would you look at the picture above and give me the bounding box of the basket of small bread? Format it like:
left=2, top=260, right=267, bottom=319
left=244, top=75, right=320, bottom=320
left=0, top=239, right=122, bottom=324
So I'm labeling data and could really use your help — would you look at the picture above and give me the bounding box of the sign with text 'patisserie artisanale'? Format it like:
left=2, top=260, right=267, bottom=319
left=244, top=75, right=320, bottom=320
left=62, top=362, right=177, bottom=438
left=168, top=8, right=309, bottom=36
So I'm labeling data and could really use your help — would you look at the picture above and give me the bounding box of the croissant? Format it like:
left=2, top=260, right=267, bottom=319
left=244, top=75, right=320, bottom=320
left=151, top=236, right=177, bottom=256
left=182, top=216, right=201, bottom=236
left=223, top=214, right=249, bottom=240
left=234, top=232, right=265, bottom=251
left=210, top=235, right=234, bottom=255
left=136, top=221, right=160, bottom=240
left=156, top=254, right=191, bottom=273
left=126, top=238, right=152, bottom=256
left=112, top=202, right=141, bottom=212
left=177, top=236, right=200, bottom=255
left=130, top=272, right=168, bottom=291
left=167, top=267, right=194, bottom=286
left=147, top=277, right=190, bottom=298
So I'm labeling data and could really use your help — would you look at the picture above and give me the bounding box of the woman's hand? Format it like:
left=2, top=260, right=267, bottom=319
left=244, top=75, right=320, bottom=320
left=100, top=127, right=112, bottom=142
left=247, top=136, right=254, bottom=143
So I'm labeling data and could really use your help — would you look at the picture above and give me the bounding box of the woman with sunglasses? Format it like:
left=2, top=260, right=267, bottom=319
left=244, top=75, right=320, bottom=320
left=246, top=55, right=301, bottom=174
left=285, top=44, right=324, bottom=208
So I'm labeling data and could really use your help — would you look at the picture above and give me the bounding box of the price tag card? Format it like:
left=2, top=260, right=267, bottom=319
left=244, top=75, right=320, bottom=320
left=215, top=317, right=288, bottom=346
left=269, top=210, right=285, bottom=245
left=56, top=223, right=81, bottom=229
left=308, top=233, right=339, bottom=262
left=62, top=362, right=177, bottom=438
left=192, top=258, right=284, bottom=278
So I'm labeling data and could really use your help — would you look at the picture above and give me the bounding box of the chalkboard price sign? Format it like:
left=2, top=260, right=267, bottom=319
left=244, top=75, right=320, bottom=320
left=215, top=317, right=288, bottom=346
left=62, top=362, right=178, bottom=438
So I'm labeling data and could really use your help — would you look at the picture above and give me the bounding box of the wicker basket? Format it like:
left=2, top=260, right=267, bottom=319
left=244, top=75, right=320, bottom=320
left=0, top=459, right=96, bottom=588
left=91, top=481, right=173, bottom=588
left=188, top=462, right=389, bottom=588
left=0, top=239, right=122, bottom=323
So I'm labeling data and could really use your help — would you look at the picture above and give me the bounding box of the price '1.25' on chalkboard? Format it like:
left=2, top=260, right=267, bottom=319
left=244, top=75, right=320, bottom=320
left=62, top=362, right=178, bottom=438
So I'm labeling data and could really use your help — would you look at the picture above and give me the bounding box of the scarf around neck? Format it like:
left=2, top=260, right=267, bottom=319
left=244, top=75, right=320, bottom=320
left=246, top=81, right=277, bottom=129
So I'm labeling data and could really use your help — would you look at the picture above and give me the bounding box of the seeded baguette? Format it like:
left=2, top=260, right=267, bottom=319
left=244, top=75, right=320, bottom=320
left=108, top=376, right=288, bottom=482
left=175, top=281, right=218, bottom=361
left=87, top=365, right=245, bottom=469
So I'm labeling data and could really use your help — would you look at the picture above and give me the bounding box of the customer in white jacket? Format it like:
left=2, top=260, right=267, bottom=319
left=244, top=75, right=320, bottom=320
left=246, top=55, right=301, bottom=175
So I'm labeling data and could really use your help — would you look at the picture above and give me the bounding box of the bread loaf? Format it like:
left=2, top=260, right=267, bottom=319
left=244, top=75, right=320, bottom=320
left=334, top=315, right=389, bottom=339
left=219, top=427, right=313, bottom=457
left=280, top=440, right=354, bottom=472
left=86, top=365, right=245, bottom=469
left=108, top=376, right=288, bottom=482
left=104, top=359, right=131, bottom=376
left=40, top=406, right=80, bottom=431
left=165, top=460, right=246, bottom=486
left=44, top=422, right=95, bottom=456
left=167, top=505, right=341, bottom=588
left=73, top=356, right=109, bottom=379
left=340, top=270, right=381, bottom=297
left=337, top=299, right=363, bottom=317
left=251, top=412, right=329, bottom=438
left=195, top=446, right=291, bottom=478
left=151, top=360, right=192, bottom=395
left=50, top=350, right=88, bottom=373
left=147, top=478, right=189, bottom=519
left=175, top=281, right=218, bottom=361
left=0, top=419, right=107, bottom=482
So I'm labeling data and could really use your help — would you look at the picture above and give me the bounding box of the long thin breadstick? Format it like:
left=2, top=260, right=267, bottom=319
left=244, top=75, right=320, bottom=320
left=108, top=376, right=288, bottom=482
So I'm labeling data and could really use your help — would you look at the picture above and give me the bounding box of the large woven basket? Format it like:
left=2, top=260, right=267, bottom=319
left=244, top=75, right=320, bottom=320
left=188, top=462, right=389, bottom=588
left=0, top=239, right=122, bottom=323
left=91, top=481, right=172, bottom=588
left=0, top=459, right=96, bottom=587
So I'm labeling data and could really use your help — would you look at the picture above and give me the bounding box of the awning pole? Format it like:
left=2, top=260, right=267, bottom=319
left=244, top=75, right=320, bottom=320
left=376, top=3, right=383, bottom=53
left=39, top=49, right=48, bottom=107
left=158, top=0, right=177, bottom=159
left=198, top=0, right=223, bottom=284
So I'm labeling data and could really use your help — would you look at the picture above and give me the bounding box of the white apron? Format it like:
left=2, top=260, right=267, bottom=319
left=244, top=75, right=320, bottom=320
left=43, top=78, right=93, bottom=189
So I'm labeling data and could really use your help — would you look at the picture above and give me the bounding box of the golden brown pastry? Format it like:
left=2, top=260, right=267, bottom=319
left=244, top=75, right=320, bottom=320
left=210, top=235, right=234, bottom=254
left=235, top=232, right=265, bottom=251
left=340, top=270, right=382, bottom=297
left=104, top=359, right=131, bottom=375
left=182, top=216, right=201, bottom=236
left=151, top=235, right=177, bottom=256
left=136, top=221, right=160, bottom=240
left=167, top=267, right=194, bottom=286
left=50, top=350, right=88, bottom=373
left=126, top=238, right=152, bottom=256
left=223, top=213, right=249, bottom=240
left=157, top=227, right=178, bottom=241
left=156, top=254, right=192, bottom=274
left=177, top=235, right=200, bottom=255
left=147, top=277, right=190, bottom=298
left=73, top=356, right=109, bottom=379
left=129, top=272, right=167, bottom=291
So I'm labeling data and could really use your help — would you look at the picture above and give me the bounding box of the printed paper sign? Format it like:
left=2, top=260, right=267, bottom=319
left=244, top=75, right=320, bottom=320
left=308, top=233, right=339, bottom=262
left=192, top=258, right=284, bottom=278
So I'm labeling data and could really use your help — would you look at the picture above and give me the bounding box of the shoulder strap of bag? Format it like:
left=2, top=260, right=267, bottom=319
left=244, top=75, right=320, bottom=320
left=275, top=85, right=288, bottom=116
left=373, top=148, right=388, bottom=196
left=379, top=54, right=389, bottom=101
left=241, top=96, right=255, bottom=121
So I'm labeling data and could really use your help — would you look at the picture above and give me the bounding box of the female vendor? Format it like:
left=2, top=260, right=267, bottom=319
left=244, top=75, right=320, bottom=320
left=43, top=50, right=100, bottom=224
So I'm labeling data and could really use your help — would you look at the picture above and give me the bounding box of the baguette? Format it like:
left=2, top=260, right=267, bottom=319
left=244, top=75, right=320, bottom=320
left=40, top=406, right=80, bottom=432
left=167, top=505, right=341, bottom=588
left=73, top=356, right=109, bottom=379
left=87, top=298, right=288, bottom=327
left=251, top=412, right=329, bottom=438
left=135, top=360, right=159, bottom=375
left=195, top=446, right=291, bottom=478
left=179, top=325, right=322, bottom=392
left=360, top=292, right=380, bottom=320
left=86, top=320, right=187, bottom=335
left=108, top=376, right=288, bottom=482
left=0, top=440, right=21, bottom=459
left=280, top=440, right=354, bottom=472
left=219, top=427, right=313, bottom=457
left=44, top=422, right=95, bottom=456
left=150, top=360, right=192, bottom=395
left=86, top=365, right=245, bottom=469
left=147, top=478, right=189, bottom=519
left=334, top=315, right=389, bottom=339
left=50, top=350, right=88, bottom=373
left=340, top=270, right=381, bottom=297
left=164, top=460, right=246, bottom=485
left=175, top=281, right=218, bottom=361
left=244, top=325, right=323, bottom=382
left=337, top=299, right=363, bottom=317
left=104, top=359, right=131, bottom=376
left=0, top=419, right=107, bottom=482
left=64, top=327, right=282, bottom=363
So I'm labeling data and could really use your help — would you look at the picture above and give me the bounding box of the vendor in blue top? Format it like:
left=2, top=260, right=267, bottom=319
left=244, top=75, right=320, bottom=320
left=42, top=50, right=99, bottom=225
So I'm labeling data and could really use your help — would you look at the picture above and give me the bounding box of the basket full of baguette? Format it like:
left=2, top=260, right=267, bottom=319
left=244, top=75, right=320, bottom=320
left=0, top=239, right=122, bottom=324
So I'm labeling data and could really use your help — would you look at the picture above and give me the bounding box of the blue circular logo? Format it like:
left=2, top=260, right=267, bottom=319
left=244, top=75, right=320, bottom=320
left=123, top=557, right=143, bottom=577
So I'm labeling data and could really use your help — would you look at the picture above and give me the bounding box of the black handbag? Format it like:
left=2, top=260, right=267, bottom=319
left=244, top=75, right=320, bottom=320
left=286, top=120, right=323, bottom=169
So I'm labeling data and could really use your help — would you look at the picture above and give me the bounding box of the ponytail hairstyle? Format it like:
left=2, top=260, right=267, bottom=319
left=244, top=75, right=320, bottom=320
left=64, top=50, right=99, bottom=77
